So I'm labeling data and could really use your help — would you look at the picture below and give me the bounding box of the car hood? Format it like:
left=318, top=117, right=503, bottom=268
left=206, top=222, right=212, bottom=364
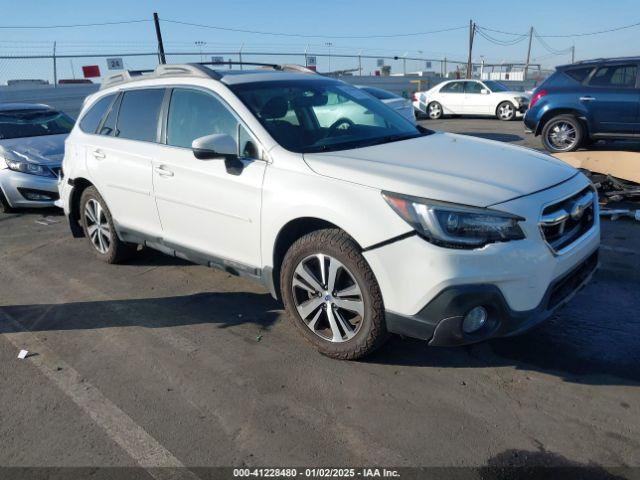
left=0, top=133, right=67, bottom=166
left=303, top=132, right=577, bottom=207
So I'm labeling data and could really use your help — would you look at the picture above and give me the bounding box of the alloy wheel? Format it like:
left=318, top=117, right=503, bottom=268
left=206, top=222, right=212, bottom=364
left=498, top=103, right=514, bottom=120
left=291, top=254, right=364, bottom=343
left=428, top=103, right=442, bottom=119
left=84, top=198, right=111, bottom=254
left=547, top=121, right=578, bottom=151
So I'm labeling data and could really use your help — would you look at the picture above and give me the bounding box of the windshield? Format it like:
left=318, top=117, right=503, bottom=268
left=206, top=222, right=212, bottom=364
left=230, top=79, right=425, bottom=153
left=482, top=81, right=509, bottom=92
left=360, top=86, right=400, bottom=100
left=0, top=110, right=74, bottom=140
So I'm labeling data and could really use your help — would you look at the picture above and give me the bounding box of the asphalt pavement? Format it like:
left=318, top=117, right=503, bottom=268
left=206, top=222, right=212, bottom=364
left=1, top=117, right=639, bottom=477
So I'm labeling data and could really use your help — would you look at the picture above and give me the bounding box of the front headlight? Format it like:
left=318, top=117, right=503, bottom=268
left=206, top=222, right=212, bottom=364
left=382, top=192, right=525, bottom=249
left=4, top=157, right=53, bottom=177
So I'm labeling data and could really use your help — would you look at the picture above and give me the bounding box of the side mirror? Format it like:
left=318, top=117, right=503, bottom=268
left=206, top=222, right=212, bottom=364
left=192, top=134, right=237, bottom=160
left=481, top=88, right=490, bottom=95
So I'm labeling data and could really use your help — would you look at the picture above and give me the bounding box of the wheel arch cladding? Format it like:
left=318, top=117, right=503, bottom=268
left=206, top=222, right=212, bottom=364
left=538, top=108, right=589, bottom=136
left=271, top=217, right=363, bottom=301
left=69, top=177, right=94, bottom=238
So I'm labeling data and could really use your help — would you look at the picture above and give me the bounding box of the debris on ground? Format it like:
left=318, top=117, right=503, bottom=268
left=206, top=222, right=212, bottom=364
left=600, top=208, right=640, bottom=221
left=256, top=335, right=263, bottom=342
left=17, top=349, right=28, bottom=360
left=35, top=216, right=60, bottom=226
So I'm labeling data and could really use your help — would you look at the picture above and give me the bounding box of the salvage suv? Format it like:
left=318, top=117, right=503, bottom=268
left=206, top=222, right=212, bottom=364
left=58, top=63, right=600, bottom=359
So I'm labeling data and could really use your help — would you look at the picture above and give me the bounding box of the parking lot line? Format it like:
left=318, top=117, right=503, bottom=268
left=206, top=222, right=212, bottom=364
left=1, top=310, right=199, bottom=480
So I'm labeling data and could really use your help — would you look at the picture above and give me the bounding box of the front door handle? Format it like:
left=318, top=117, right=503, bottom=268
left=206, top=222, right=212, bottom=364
left=154, top=165, right=174, bottom=177
left=579, top=96, right=596, bottom=102
left=92, top=149, right=106, bottom=160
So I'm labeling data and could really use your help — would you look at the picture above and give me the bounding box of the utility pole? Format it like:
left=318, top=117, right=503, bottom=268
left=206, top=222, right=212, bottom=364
left=571, top=45, right=575, bottom=63
left=52, top=41, right=57, bottom=87
left=524, top=26, right=533, bottom=80
left=325, top=42, right=333, bottom=73
left=153, top=12, right=166, bottom=64
left=358, top=50, right=362, bottom=76
left=466, top=20, right=475, bottom=79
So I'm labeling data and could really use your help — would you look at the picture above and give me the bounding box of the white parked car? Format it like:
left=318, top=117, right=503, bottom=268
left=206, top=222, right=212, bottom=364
left=58, top=63, right=599, bottom=360
left=413, top=79, right=530, bottom=121
left=0, top=103, right=73, bottom=212
left=358, top=86, right=416, bottom=123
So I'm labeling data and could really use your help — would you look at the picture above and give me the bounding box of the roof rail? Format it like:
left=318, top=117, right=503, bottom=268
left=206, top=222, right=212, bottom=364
left=99, top=61, right=319, bottom=90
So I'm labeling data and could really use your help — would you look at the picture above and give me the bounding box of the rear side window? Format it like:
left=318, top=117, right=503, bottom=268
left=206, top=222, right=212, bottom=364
left=464, top=82, right=484, bottom=94
left=440, top=82, right=464, bottom=93
left=588, top=64, right=638, bottom=88
left=563, top=67, right=593, bottom=83
left=166, top=88, right=238, bottom=148
left=116, top=89, right=165, bottom=142
left=79, top=94, right=115, bottom=133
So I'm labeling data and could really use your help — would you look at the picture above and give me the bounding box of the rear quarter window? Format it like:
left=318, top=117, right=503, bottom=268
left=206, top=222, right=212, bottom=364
left=563, top=67, right=594, bottom=83
left=79, top=94, right=116, bottom=133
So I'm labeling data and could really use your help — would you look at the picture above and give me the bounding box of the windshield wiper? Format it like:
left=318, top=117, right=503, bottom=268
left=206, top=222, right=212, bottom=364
left=363, top=133, right=422, bottom=147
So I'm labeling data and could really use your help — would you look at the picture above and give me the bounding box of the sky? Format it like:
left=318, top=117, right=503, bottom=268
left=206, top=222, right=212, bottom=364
left=1, top=0, right=639, bottom=81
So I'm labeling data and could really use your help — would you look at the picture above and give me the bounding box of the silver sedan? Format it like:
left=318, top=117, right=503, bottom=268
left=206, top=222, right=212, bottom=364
left=0, top=103, right=73, bottom=212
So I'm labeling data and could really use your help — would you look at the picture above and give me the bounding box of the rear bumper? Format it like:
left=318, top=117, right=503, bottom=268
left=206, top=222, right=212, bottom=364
left=386, top=249, right=599, bottom=345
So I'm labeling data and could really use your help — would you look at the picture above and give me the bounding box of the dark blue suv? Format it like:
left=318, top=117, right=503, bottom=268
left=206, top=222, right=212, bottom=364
left=524, top=57, right=640, bottom=153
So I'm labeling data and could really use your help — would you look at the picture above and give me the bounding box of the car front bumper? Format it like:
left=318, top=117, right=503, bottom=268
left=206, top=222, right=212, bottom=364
left=0, top=168, right=60, bottom=208
left=364, top=174, right=600, bottom=346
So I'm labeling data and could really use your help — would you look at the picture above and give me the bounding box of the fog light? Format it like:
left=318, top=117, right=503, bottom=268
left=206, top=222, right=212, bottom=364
left=462, top=306, right=488, bottom=334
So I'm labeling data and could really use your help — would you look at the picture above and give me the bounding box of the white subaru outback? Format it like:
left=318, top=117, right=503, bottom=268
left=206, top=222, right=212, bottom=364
left=58, top=63, right=600, bottom=360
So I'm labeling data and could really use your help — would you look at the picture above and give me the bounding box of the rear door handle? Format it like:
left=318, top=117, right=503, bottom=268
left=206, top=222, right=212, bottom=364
left=580, top=96, right=596, bottom=102
left=92, top=149, right=106, bottom=160
left=154, top=165, right=174, bottom=177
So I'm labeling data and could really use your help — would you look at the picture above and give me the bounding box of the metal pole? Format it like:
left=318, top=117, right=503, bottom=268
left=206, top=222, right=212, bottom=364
left=524, top=26, right=533, bottom=80
left=239, top=43, right=244, bottom=70
left=358, top=51, right=362, bottom=76
left=52, top=41, right=57, bottom=87
left=153, top=12, right=166, bottom=64
left=571, top=46, right=575, bottom=63
left=466, top=20, right=475, bottom=79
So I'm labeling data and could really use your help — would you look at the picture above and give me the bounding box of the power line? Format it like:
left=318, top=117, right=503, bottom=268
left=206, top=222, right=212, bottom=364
left=160, top=19, right=468, bottom=39
left=478, top=20, right=640, bottom=38
left=0, top=19, right=150, bottom=29
left=475, top=27, right=528, bottom=46
left=534, top=30, right=573, bottom=55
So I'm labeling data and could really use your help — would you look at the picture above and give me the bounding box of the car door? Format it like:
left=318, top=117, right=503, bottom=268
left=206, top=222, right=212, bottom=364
left=86, top=88, right=164, bottom=236
left=152, top=87, right=267, bottom=269
left=435, top=81, right=465, bottom=114
left=582, top=63, right=640, bottom=135
left=462, top=81, right=493, bottom=115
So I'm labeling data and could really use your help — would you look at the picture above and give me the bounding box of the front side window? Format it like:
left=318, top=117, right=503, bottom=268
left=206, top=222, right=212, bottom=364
left=230, top=79, right=423, bottom=154
left=79, top=94, right=115, bottom=134
left=166, top=88, right=239, bottom=149
left=588, top=64, right=638, bottom=88
left=116, top=89, right=164, bottom=142
left=440, top=82, right=465, bottom=93
left=0, top=109, right=74, bottom=140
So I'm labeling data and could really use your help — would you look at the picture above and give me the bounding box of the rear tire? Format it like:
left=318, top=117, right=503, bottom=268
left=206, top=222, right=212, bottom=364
left=428, top=101, right=443, bottom=120
left=280, top=229, right=388, bottom=360
left=80, top=186, right=137, bottom=264
left=541, top=114, right=583, bottom=153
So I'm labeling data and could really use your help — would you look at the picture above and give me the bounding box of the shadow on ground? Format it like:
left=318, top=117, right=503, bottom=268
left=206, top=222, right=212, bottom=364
left=479, top=448, right=630, bottom=480
left=0, top=292, right=280, bottom=335
left=459, top=132, right=524, bottom=143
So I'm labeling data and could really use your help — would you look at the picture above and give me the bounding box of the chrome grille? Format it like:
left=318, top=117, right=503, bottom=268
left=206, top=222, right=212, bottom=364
left=539, top=186, right=596, bottom=254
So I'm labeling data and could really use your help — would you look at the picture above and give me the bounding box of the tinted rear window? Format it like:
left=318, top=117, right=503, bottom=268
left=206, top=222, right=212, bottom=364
left=79, top=94, right=115, bottom=133
left=563, top=67, right=593, bottom=83
left=116, top=89, right=165, bottom=142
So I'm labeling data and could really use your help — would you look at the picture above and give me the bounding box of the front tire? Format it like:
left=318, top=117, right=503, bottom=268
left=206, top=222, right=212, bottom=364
left=496, top=101, right=516, bottom=121
left=541, top=114, right=583, bottom=153
left=80, top=186, right=137, bottom=264
left=280, top=229, right=388, bottom=360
